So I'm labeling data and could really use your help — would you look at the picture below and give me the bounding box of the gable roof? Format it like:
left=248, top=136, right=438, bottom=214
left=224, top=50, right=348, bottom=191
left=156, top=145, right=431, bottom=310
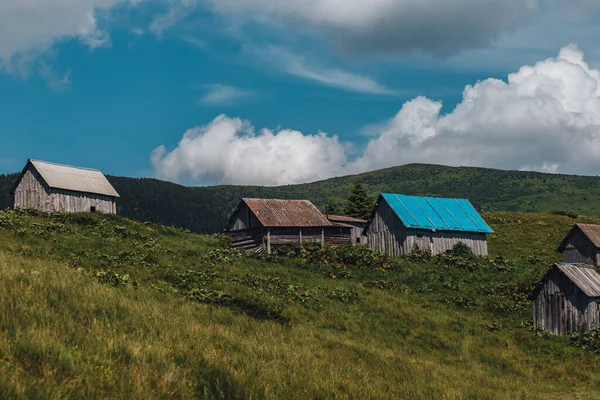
left=12, top=159, right=119, bottom=198
left=366, top=193, right=493, bottom=234
left=530, top=263, right=600, bottom=299
left=239, top=198, right=332, bottom=228
left=327, top=215, right=367, bottom=224
left=558, top=224, right=600, bottom=252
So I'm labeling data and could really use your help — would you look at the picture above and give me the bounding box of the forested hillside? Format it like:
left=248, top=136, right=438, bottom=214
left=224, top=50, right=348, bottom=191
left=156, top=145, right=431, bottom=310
left=2, top=163, right=600, bottom=233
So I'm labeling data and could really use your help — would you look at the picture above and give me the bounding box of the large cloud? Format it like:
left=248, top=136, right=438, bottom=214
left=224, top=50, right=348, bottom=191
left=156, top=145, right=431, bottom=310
left=151, top=115, right=348, bottom=186
left=353, top=44, right=600, bottom=175
left=153, top=44, right=600, bottom=185
left=208, top=0, right=539, bottom=55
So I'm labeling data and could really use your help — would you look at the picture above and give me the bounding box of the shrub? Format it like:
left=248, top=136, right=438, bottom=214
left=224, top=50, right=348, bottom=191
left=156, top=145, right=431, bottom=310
left=551, top=210, right=578, bottom=219
left=570, top=329, right=600, bottom=354
left=452, top=242, right=474, bottom=259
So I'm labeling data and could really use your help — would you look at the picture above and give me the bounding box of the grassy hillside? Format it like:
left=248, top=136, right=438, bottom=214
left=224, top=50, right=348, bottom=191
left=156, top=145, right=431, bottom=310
left=3, top=163, right=600, bottom=234
left=0, top=209, right=599, bottom=398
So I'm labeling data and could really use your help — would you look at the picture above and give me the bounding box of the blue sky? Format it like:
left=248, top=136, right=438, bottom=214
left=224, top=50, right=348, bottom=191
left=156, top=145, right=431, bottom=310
left=2, top=1, right=600, bottom=185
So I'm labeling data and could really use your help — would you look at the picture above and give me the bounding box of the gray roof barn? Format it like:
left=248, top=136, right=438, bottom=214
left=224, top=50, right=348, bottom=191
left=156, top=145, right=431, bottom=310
left=558, top=224, right=600, bottom=266
left=530, top=263, right=600, bottom=335
left=11, top=159, right=119, bottom=214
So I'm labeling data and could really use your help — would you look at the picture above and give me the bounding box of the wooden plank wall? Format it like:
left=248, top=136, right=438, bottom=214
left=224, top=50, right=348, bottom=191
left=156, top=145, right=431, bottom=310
left=532, top=269, right=600, bottom=335
left=51, top=189, right=116, bottom=214
left=13, top=168, right=53, bottom=212
left=561, top=229, right=597, bottom=265
left=325, top=227, right=352, bottom=246
left=365, top=199, right=488, bottom=256
left=228, top=203, right=261, bottom=231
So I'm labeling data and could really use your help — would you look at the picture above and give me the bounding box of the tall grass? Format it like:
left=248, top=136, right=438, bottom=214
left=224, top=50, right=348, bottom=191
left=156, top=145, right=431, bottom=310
left=0, top=209, right=598, bottom=398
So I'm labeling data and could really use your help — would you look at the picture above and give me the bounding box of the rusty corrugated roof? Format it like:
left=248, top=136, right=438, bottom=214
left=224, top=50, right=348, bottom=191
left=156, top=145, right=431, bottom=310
left=327, top=215, right=367, bottom=224
left=556, top=264, right=600, bottom=297
left=29, top=159, right=119, bottom=197
left=243, top=198, right=332, bottom=228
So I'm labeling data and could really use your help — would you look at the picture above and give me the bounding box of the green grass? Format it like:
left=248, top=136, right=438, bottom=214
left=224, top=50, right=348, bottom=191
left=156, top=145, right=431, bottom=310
left=0, top=209, right=599, bottom=398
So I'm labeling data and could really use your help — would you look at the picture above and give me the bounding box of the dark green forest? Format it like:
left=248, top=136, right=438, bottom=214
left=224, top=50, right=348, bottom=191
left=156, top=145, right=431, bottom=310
left=2, top=163, right=600, bottom=233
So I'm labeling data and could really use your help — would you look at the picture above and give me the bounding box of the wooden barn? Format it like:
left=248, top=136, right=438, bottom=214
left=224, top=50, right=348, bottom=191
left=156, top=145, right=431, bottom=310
left=326, top=215, right=367, bottom=245
left=530, top=263, right=600, bottom=335
left=227, top=198, right=351, bottom=253
left=363, top=193, right=493, bottom=257
left=558, top=224, right=600, bottom=266
left=11, top=159, right=119, bottom=214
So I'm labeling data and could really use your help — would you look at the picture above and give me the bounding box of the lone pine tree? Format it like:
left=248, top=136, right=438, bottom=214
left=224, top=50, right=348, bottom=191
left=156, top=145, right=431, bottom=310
left=345, top=177, right=372, bottom=220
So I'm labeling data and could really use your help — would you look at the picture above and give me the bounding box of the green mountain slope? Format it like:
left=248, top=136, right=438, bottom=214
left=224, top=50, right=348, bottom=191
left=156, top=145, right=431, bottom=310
left=3, top=163, right=600, bottom=233
left=0, top=209, right=598, bottom=398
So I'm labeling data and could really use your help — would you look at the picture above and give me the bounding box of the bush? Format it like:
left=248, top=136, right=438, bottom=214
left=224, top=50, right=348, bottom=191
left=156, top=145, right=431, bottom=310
left=451, top=242, right=474, bottom=259
left=570, top=329, right=600, bottom=354
left=551, top=210, right=578, bottom=219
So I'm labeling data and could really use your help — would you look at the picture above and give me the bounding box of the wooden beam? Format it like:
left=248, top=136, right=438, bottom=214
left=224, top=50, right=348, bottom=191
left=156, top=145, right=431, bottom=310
left=299, top=228, right=303, bottom=245
left=321, top=227, right=325, bottom=248
left=267, top=228, right=271, bottom=254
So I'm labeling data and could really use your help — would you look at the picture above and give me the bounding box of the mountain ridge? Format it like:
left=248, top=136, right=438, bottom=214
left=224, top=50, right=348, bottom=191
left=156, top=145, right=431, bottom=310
left=2, top=163, right=600, bottom=233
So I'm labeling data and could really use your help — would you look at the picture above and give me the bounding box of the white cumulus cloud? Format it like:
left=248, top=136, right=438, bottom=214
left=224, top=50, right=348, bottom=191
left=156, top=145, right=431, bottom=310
left=353, top=44, right=600, bottom=175
left=153, top=44, right=600, bottom=185
left=151, top=114, right=348, bottom=185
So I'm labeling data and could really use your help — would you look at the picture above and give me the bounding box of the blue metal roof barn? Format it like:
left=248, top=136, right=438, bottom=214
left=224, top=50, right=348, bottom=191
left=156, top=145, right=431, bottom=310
left=364, top=194, right=493, bottom=257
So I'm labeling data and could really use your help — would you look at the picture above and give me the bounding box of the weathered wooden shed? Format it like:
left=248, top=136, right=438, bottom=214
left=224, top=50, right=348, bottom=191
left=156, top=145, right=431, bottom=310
left=326, top=215, right=367, bottom=245
left=11, top=159, right=119, bottom=214
left=363, top=193, right=493, bottom=257
left=227, top=198, right=351, bottom=253
left=558, top=224, right=600, bottom=266
left=530, top=263, right=600, bottom=335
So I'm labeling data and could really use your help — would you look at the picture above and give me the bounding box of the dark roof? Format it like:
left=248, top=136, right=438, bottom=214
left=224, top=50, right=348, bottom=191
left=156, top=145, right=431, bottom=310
left=327, top=215, right=367, bottom=224
left=365, top=193, right=493, bottom=234
left=241, top=198, right=332, bottom=228
left=558, top=224, right=600, bottom=252
left=530, top=263, right=600, bottom=299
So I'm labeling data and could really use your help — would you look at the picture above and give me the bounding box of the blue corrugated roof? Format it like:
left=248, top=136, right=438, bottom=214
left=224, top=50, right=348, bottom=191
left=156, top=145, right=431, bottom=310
left=380, top=193, right=494, bottom=234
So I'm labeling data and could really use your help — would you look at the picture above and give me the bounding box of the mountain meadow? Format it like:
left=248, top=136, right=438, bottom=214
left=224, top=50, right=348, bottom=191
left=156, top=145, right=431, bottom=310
left=0, top=207, right=599, bottom=398
left=3, top=163, right=600, bottom=233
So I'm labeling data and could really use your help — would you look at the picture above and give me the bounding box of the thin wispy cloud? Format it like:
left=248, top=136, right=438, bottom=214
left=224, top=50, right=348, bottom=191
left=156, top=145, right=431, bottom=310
left=246, top=46, right=397, bottom=95
left=199, top=84, right=255, bottom=105
left=38, top=62, right=71, bottom=92
left=181, top=35, right=206, bottom=50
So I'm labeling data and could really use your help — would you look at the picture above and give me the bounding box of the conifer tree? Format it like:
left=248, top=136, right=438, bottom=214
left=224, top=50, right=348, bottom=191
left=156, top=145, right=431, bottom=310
left=345, top=177, right=372, bottom=219
left=326, top=198, right=340, bottom=215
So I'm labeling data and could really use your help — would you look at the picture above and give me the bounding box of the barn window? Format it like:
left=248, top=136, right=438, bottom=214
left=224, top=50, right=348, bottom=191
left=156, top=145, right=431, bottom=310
left=90, top=206, right=96, bottom=213
left=356, top=237, right=360, bottom=244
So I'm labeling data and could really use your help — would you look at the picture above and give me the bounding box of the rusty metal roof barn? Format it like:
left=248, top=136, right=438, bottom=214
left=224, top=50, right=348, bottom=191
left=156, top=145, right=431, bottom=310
left=241, top=198, right=332, bottom=227
left=24, top=159, right=119, bottom=198
left=559, top=223, right=600, bottom=250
